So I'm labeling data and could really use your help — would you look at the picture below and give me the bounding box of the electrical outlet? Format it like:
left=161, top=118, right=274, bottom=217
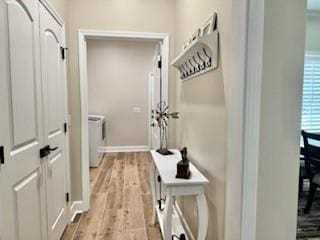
left=133, top=107, right=141, bottom=113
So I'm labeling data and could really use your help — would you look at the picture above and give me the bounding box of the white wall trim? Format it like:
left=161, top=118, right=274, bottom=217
left=98, top=146, right=150, bottom=153
left=240, top=0, right=265, bottom=239
left=225, top=0, right=265, bottom=239
left=224, top=0, right=248, bottom=238
left=78, top=29, right=170, bottom=41
left=69, top=201, right=84, bottom=222
left=78, top=29, right=170, bottom=212
left=78, top=31, right=90, bottom=211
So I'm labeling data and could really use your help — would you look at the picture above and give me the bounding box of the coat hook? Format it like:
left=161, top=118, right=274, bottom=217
left=178, top=66, right=186, bottom=79
left=188, top=59, right=199, bottom=73
left=197, top=52, right=206, bottom=70
left=182, top=64, right=190, bottom=77
left=202, top=48, right=212, bottom=67
left=192, top=56, right=202, bottom=72
left=184, top=62, right=192, bottom=76
left=185, top=61, right=195, bottom=75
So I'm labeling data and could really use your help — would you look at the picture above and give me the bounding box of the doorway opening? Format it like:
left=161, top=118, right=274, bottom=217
left=297, top=1, right=320, bottom=239
left=78, top=30, right=169, bottom=211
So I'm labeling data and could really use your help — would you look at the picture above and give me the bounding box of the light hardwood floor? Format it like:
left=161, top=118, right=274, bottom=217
left=61, top=152, right=162, bottom=240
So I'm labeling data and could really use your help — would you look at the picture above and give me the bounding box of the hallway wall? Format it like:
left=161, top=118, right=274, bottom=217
left=37, top=1, right=308, bottom=239
left=65, top=0, right=176, bottom=202
left=174, top=1, right=231, bottom=239
left=49, top=0, right=67, bottom=21
left=87, top=39, right=156, bottom=147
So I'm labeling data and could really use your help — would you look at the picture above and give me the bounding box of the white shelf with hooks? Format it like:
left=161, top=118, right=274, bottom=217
left=171, top=13, right=219, bottom=81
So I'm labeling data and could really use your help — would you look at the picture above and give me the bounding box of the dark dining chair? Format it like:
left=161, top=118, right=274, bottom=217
left=299, top=155, right=307, bottom=193
left=301, top=130, right=320, bottom=214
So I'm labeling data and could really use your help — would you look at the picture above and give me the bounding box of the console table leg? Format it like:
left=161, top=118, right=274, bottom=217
left=149, top=161, right=156, bottom=225
left=164, top=193, right=175, bottom=240
left=196, top=193, right=208, bottom=240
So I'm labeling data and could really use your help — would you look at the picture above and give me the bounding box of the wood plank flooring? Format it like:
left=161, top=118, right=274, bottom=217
left=61, top=152, right=162, bottom=240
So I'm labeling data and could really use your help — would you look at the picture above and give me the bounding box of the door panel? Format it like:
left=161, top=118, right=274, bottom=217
left=47, top=152, right=65, bottom=231
left=149, top=72, right=160, bottom=149
left=150, top=45, right=162, bottom=149
left=0, top=0, right=46, bottom=239
left=13, top=169, right=43, bottom=240
left=39, top=3, right=68, bottom=240
left=8, top=1, right=38, bottom=146
left=45, top=31, right=62, bottom=135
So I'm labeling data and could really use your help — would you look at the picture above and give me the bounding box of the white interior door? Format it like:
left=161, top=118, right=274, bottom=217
left=0, top=0, right=47, bottom=239
left=150, top=45, right=162, bottom=149
left=39, top=3, right=68, bottom=240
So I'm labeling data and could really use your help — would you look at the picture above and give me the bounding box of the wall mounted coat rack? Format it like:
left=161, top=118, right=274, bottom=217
left=171, top=13, right=219, bottom=81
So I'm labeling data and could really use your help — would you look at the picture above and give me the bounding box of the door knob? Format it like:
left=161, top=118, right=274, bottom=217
left=48, top=146, right=58, bottom=151
left=40, top=145, right=58, bottom=158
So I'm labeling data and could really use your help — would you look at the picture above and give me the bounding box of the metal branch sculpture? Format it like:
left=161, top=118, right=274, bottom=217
left=155, top=101, right=179, bottom=155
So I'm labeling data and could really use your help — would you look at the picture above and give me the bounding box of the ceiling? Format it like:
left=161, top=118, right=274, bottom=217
left=308, top=0, right=320, bottom=10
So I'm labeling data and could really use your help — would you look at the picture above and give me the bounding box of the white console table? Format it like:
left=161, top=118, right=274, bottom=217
left=149, top=150, right=209, bottom=240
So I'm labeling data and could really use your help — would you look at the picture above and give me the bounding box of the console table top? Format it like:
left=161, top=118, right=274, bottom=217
left=150, top=149, right=209, bottom=186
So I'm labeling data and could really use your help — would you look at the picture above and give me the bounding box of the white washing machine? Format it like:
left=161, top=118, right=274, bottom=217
left=88, top=114, right=106, bottom=167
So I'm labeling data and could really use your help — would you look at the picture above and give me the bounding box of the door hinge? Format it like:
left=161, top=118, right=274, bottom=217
left=64, top=122, right=68, bottom=133
left=60, top=47, right=68, bottom=60
left=158, top=58, right=162, bottom=69
left=66, top=192, right=70, bottom=203
left=0, top=146, right=4, bottom=164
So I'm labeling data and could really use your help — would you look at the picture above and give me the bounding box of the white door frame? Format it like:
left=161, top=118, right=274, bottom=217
left=78, top=29, right=170, bottom=210
left=225, top=0, right=265, bottom=239
left=226, top=0, right=303, bottom=238
left=239, top=0, right=265, bottom=238
left=148, top=71, right=155, bottom=149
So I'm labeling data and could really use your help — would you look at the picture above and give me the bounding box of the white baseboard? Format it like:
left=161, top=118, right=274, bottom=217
left=69, top=201, right=85, bottom=222
left=98, top=145, right=150, bottom=153
left=175, top=202, right=196, bottom=240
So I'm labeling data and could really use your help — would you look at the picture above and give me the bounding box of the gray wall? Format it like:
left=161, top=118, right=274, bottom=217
left=87, top=39, right=156, bottom=147
left=48, top=0, right=66, bottom=21
left=174, top=0, right=231, bottom=239
left=66, top=0, right=176, bottom=201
